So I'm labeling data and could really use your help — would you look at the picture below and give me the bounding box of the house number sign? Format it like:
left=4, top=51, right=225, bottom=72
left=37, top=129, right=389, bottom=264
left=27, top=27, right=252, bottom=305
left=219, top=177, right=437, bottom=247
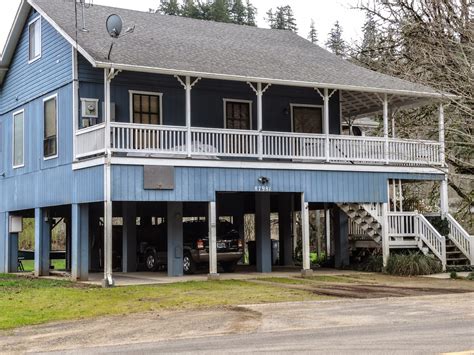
left=255, top=176, right=272, bottom=192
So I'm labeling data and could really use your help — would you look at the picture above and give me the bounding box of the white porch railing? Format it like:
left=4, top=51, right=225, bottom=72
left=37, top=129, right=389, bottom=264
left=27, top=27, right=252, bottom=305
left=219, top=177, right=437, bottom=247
left=446, top=213, right=474, bottom=265
left=388, top=212, right=446, bottom=270
left=75, top=123, right=106, bottom=159
left=76, top=123, right=443, bottom=167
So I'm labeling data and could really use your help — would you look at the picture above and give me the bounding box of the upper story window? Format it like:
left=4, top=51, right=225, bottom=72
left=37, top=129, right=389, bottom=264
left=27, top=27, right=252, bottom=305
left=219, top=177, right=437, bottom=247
left=129, top=91, right=162, bottom=125
left=43, top=95, right=58, bottom=159
left=291, top=104, right=323, bottom=134
left=224, top=99, right=252, bottom=130
left=28, top=17, right=42, bottom=63
left=13, top=110, right=25, bottom=169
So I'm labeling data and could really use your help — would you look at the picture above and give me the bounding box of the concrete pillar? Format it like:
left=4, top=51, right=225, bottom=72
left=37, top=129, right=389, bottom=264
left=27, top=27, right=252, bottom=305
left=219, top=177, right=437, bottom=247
left=167, top=202, right=183, bottom=277
left=208, top=201, right=219, bottom=279
left=35, top=208, right=51, bottom=277
left=255, top=193, right=271, bottom=273
left=301, top=193, right=312, bottom=276
left=122, top=202, right=137, bottom=273
left=334, top=207, right=350, bottom=268
left=278, top=195, right=293, bottom=266
left=381, top=202, right=390, bottom=267
left=71, top=204, right=89, bottom=281
left=0, top=212, right=7, bottom=273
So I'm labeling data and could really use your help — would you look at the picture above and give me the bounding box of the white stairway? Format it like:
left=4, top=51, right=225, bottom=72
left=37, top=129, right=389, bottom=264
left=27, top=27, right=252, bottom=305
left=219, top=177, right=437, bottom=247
left=339, top=203, right=383, bottom=244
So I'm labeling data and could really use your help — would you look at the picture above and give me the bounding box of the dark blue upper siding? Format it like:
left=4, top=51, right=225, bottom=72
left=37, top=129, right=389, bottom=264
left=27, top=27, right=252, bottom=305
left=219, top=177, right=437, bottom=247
left=0, top=10, right=72, bottom=115
left=112, top=165, right=442, bottom=203
left=78, top=55, right=340, bottom=132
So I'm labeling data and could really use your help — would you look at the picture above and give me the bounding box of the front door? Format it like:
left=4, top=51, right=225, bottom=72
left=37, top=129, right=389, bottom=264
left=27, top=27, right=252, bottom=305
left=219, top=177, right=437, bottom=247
left=292, top=106, right=323, bottom=134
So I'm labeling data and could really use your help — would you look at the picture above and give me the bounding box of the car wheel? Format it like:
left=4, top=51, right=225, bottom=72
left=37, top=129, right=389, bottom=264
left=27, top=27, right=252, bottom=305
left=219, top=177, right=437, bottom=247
left=183, top=253, right=196, bottom=275
left=221, top=261, right=237, bottom=273
left=144, top=250, right=159, bottom=272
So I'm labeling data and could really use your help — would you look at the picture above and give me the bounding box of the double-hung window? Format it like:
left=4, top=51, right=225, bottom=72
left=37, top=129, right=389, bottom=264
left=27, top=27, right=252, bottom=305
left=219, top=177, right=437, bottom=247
left=13, top=110, right=24, bottom=168
left=224, top=99, right=252, bottom=130
left=28, top=17, right=41, bottom=63
left=44, top=95, right=58, bottom=159
left=130, top=91, right=162, bottom=125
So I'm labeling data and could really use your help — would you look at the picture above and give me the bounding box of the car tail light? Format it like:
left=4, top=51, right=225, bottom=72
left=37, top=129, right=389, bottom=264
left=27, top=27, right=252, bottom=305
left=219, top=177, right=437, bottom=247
left=196, top=239, right=204, bottom=250
left=238, top=239, right=243, bottom=248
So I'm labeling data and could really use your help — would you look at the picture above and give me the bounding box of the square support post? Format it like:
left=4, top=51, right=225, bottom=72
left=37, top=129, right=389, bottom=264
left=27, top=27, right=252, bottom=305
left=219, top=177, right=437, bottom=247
left=185, top=76, right=192, bottom=158
left=278, top=194, right=293, bottom=266
left=208, top=201, right=219, bottom=279
left=383, top=94, right=389, bottom=164
left=257, top=83, right=263, bottom=160
left=7, top=214, right=19, bottom=273
left=255, top=193, right=271, bottom=273
left=35, top=208, right=51, bottom=277
left=71, top=204, right=90, bottom=281
left=381, top=202, right=390, bottom=267
left=122, top=202, right=137, bottom=273
left=300, top=193, right=312, bottom=276
left=334, top=207, right=349, bottom=268
left=325, top=205, right=332, bottom=258
left=167, top=202, right=184, bottom=277
left=0, top=212, right=7, bottom=274
left=323, top=88, right=330, bottom=162
left=439, top=104, right=449, bottom=217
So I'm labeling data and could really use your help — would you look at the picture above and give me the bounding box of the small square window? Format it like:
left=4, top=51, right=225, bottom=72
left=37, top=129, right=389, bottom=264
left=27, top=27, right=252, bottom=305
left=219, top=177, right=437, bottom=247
left=29, top=17, right=41, bottom=62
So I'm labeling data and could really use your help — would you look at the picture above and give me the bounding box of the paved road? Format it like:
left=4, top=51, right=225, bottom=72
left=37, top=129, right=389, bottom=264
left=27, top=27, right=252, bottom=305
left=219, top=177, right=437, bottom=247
left=27, top=293, right=474, bottom=355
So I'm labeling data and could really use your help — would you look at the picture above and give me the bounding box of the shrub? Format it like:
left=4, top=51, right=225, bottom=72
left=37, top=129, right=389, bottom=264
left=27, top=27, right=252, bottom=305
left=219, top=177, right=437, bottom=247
left=466, top=272, right=474, bottom=281
left=450, top=271, right=458, bottom=279
left=359, top=254, right=384, bottom=272
left=385, top=252, right=442, bottom=276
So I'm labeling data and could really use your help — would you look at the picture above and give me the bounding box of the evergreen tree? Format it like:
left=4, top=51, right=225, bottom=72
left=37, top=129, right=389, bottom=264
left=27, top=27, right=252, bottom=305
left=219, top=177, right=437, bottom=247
left=308, top=19, right=318, bottom=43
left=266, top=5, right=297, bottom=32
left=210, top=0, right=231, bottom=23
left=325, top=21, right=346, bottom=56
left=245, top=0, right=257, bottom=26
left=181, top=0, right=201, bottom=19
left=230, top=0, right=247, bottom=25
left=359, top=11, right=380, bottom=63
left=158, top=0, right=181, bottom=15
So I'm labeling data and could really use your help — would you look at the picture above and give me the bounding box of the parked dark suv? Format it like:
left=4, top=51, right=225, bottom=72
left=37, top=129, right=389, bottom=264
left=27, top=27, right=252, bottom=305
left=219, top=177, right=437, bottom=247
left=138, top=221, right=243, bottom=274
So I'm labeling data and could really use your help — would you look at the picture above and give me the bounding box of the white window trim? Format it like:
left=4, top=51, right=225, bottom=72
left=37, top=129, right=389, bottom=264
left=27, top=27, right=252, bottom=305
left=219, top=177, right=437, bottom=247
left=223, top=98, right=253, bottom=130
left=28, top=16, right=42, bottom=64
left=128, top=90, right=163, bottom=124
left=43, top=93, right=59, bottom=161
left=12, top=109, right=25, bottom=169
left=290, top=103, right=324, bottom=133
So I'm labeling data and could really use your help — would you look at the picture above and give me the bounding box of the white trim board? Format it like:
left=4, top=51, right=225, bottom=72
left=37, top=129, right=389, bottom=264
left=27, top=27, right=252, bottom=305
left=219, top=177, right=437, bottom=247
left=72, top=156, right=446, bottom=176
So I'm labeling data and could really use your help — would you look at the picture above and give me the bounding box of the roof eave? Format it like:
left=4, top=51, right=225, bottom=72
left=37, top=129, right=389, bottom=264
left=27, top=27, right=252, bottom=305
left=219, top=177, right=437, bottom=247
left=95, top=60, right=454, bottom=100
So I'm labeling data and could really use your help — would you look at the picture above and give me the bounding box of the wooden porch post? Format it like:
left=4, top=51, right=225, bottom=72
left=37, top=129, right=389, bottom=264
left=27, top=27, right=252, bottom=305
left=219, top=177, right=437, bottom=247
left=103, top=68, right=114, bottom=287
left=257, top=83, right=263, bottom=160
left=381, top=202, right=390, bottom=267
left=323, top=88, right=330, bottom=162
left=301, top=193, right=313, bottom=276
left=383, top=94, right=389, bottom=164
left=208, top=201, right=219, bottom=279
left=439, top=104, right=449, bottom=216
left=185, top=76, right=192, bottom=158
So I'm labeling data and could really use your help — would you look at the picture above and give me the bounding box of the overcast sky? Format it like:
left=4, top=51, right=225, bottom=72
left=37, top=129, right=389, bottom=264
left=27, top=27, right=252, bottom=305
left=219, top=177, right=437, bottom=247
left=0, top=0, right=365, bottom=53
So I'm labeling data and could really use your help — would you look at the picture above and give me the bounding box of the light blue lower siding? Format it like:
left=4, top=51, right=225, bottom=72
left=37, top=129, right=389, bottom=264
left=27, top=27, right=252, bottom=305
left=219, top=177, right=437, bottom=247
left=112, top=165, right=443, bottom=203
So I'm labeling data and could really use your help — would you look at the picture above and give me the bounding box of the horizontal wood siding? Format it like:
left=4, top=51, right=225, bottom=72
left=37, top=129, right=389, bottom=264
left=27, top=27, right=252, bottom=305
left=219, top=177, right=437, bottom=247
left=78, top=56, right=339, bottom=132
left=0, top=84, right=73, bottom=178
left=0, top=165, right=103, bottom=213
left=111, top=166, right=441, bottom=203
left=0, top=10, right=72, bottom=115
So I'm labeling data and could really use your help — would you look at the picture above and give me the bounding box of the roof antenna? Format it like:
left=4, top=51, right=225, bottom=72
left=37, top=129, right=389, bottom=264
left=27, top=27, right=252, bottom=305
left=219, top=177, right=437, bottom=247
left=105, top=14, right=135, bottom=60
left=77, top=0, right=93, bottom=32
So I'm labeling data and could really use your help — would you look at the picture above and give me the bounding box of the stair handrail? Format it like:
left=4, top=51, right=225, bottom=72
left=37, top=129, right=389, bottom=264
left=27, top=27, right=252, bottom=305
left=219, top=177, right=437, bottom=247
left=416, top=214, right=447, bottom=271
left=446, top=213, right=473, bottom=265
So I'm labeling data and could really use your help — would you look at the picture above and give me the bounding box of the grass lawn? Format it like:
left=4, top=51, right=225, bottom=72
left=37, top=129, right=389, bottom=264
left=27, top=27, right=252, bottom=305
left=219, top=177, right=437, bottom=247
left=20, top=260, right=66, bottom=272
left=0, top=274, right=324, bottom=330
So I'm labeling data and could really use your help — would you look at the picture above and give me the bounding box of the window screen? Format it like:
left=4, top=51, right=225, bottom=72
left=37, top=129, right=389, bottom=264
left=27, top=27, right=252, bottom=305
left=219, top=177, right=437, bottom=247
left=225, top=101, right=251, bottom=130
left=29, top=18, right=41, bottom=61
left=132, top=93, right=161, bottom=124
left=13, top=111, right=24, bottom=167
left=44, top=97, right=57, bottom=158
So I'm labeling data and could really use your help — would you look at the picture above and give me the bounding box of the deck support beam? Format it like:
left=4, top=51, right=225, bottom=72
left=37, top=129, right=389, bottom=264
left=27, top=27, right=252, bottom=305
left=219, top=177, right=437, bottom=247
left=208, top=201, right=219, bottom=279
left=439, top=104, right=449, bottom=217
left=122, top=202, right=137, bottom=273
left=167, top=202, right=184, bottom=277
left=381, top=202, right=390, bottom=267
left=301, top=193, right=312, bottom=275
left=35, top=208, right=51, bottom=277
left=71, top=204, right=89, bottom=281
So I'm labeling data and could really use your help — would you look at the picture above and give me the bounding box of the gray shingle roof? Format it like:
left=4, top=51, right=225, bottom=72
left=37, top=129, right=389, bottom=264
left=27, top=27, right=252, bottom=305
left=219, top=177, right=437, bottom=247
left=31, top=0, right=444, bottom=98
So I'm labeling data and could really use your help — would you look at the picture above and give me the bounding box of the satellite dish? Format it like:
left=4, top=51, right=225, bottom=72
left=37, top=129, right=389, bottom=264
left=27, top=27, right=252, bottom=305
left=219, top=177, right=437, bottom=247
left=106, top=14, right=123, bottom=38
